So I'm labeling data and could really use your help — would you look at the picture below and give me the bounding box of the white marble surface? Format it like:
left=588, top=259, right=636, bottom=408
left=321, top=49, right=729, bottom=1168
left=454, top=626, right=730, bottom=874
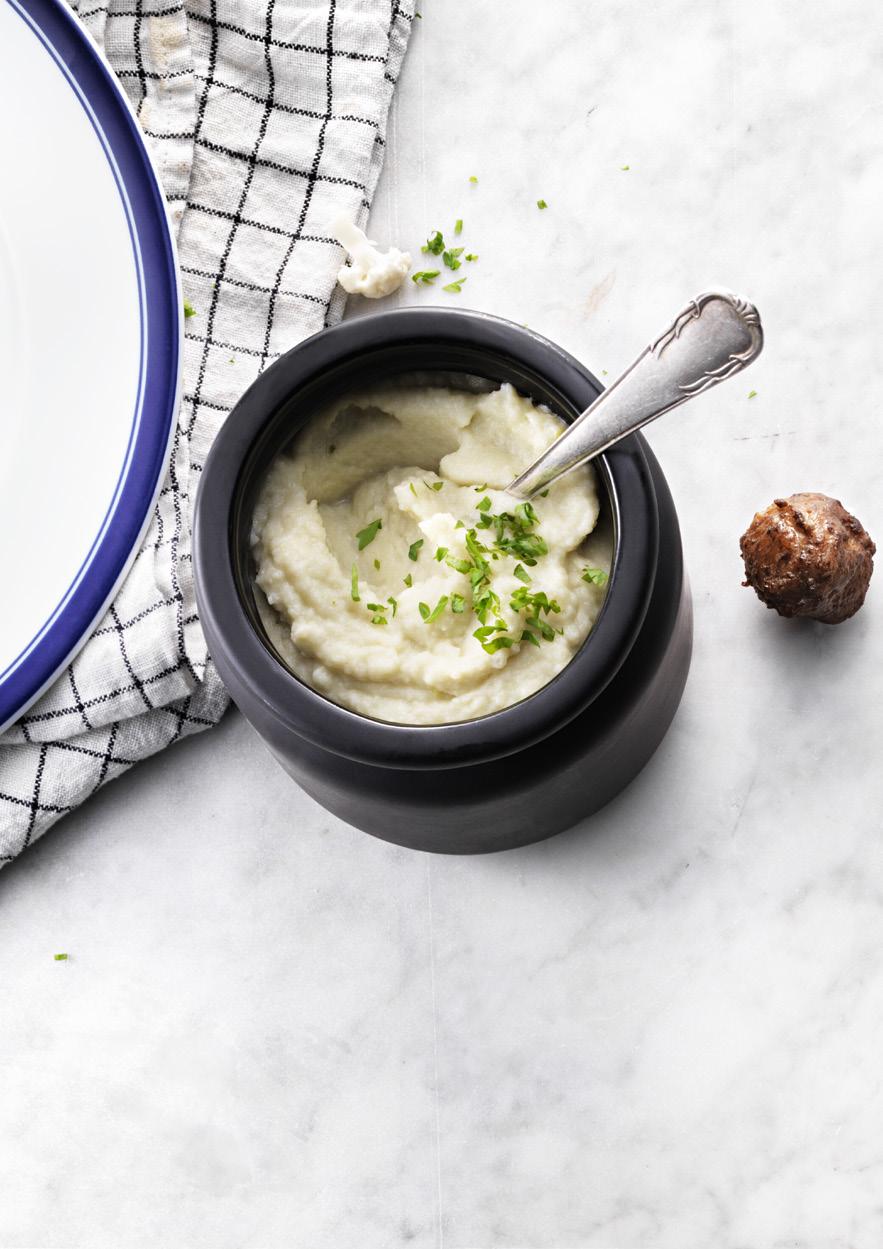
left=2, top=1, right=883, bottom=1245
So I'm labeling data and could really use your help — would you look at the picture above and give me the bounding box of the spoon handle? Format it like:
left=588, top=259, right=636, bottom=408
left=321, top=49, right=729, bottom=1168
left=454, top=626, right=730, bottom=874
left=507, top=290, right=763, bottom=500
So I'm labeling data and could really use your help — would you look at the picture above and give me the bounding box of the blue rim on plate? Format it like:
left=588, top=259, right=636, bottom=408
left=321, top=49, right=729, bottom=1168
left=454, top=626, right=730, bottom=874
left=0, top=0, right=181, bottom=733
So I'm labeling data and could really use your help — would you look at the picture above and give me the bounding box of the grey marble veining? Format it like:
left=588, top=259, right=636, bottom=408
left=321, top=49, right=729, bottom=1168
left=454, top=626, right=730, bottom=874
left=2, top=1, right=883, bottom=1245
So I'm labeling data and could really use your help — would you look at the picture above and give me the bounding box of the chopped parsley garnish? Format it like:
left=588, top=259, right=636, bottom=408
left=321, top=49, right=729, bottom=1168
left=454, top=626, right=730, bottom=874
left=403, top=573, right=413, bottom=587
left=374, top=558, right=381, bottom=570
left=475, top=500, right=547, bottom=565
left=473, top=625, right=514, bottom=655
left=748, top=389, right=757, bottom=399
left=387, top=596, right=398, bottom=618
left=422, top=230, right=445, bottom=255
left=581, top=567, right=608, bottom=586
left=621, top=165, right=630, bottom=171
left=412, top=270, right=440, bottom=284
left=402, top=497, right=563, bottom=654
left=536, top=199, right=548, bottom=209
left=473, top=483, right=490, bottom=491
left=408, top=539, right=424, bottom=561
left=469, top=175, right=478, bottom=184
left=465, top=253, right=479, bottom=262
left=409, top=481, right=418, bottom=496
left=473, top=584, right=502, bottom=624
left=460, top=529, right=499, bottom=623
left=443, top=278, right=466, bottom=293
left=443, top=247, right=464, bottom=270
left=351, top=564, right=360, bottom=601
left=356, top=518, right=382, bottom=549
left=183, top=300, right=196, bottom=318
left=510, top=587, right=562, bottom=643
left=366, top=602, right=388, bottom=625
left=454, top=219, right=463, bottom=235
left=424, top=479, right=444, bottom=491
left=53, top=953, right=69, bottom=961
left=516, top=501, right=539, bottom=526
left=419, top=595, right=449, bottom=623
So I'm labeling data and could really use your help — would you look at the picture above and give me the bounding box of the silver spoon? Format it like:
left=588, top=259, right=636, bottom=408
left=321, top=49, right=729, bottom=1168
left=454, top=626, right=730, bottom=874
left=507, top=290, right=764, bottom=500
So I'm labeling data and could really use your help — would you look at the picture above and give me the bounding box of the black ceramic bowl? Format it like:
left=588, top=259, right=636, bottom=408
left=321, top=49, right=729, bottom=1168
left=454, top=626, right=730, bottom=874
left=193, top=308, right=692, bottom=854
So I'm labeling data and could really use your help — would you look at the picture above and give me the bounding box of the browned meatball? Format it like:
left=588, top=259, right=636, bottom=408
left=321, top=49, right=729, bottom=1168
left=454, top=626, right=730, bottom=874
left=740, top=493, right=875, bottom=624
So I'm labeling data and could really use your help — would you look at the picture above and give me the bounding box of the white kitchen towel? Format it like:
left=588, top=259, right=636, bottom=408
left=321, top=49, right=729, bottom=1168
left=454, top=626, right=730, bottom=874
left=0, top=0, right=414, bottom=866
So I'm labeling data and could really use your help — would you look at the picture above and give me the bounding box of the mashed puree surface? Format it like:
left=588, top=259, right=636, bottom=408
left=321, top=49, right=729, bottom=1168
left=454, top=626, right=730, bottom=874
left=251, top=383, right=612, bottom=725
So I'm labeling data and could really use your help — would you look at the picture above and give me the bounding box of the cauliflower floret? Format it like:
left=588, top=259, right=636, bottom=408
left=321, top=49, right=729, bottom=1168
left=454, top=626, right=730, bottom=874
left=333, top=215, right=411, bottom=299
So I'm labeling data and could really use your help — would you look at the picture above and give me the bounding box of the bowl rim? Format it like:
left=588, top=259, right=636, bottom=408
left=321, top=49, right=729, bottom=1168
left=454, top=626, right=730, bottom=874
left=193, top=307, right=660, bottom=770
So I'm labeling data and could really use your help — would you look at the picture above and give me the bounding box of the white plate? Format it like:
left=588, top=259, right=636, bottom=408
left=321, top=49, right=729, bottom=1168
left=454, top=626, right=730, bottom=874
left=0, top=0, right=181, bottom=732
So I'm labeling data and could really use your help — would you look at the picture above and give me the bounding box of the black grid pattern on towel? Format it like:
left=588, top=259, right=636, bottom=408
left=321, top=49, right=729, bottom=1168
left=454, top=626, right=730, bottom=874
left=0, top=0, right=414, bottom=864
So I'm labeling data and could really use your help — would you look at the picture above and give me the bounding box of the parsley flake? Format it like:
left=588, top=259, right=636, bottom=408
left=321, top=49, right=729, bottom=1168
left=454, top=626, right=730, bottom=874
left=435, top=546, right=449, bottom=562
left=351, top=564, right=360, bottom=602
left=475, top=500, right=547, bottom=565
left=419, top=595, right=449, bottom=623
left=443, top=247, right=464, bottom=270
left=469, top=175, right=478, bottom=184
left=581, top=567, right=608, bottom=586
left=450, top=593, right=466, bottom=614
left=748, top=389, right=757, bottom=399
left=411, top=270, right=440, bottom=284
left=421, top=230, right=445, bottom=255
left=536, top=199, right=548, bottom=209
left=403, top=573, right=413, bottom=587
left=510, top=587, right=562, bottom=642
left=474, top=627, right=514, bottom=655
left=454, top=218, right=463, bottom=235
left=183, top=300, right=196, bottom=318
left=443, top=278, right=466, bottom=293
left=356, top=518, right=382, bottom=549
left=53, top=953, right=69, bottom=961
left=465, top=253, right=479, bottom=262
left=408, top=539, right=424, bottom=561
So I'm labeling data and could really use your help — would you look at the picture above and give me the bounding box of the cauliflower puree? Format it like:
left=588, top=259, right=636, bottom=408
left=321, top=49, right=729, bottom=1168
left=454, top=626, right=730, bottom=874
left=251, top=383, right=612, bottom=724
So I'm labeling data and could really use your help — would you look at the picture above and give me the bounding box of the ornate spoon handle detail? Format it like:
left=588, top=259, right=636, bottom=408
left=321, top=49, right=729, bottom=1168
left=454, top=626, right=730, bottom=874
left=507, top=290, right=763, bottom=500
